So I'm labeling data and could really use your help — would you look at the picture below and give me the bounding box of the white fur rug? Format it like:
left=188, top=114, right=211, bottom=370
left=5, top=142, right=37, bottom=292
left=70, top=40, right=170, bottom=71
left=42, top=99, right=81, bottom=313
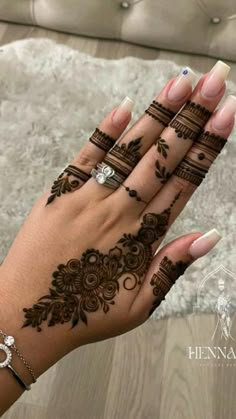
left=0, top=38, right=235, bottom=319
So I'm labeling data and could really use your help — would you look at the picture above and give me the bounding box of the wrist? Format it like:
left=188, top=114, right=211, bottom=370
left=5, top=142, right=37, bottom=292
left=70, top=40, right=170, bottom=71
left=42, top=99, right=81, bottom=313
left=0, top=263, right=78, bottom=383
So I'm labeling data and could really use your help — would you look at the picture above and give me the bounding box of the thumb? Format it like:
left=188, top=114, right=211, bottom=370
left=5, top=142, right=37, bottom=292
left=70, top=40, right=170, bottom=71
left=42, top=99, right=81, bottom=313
left=130, top=229, right=222, bottom=320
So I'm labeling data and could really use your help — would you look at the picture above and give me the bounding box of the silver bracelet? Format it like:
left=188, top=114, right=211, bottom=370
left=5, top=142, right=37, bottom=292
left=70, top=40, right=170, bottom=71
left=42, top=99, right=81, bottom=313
left=0, top=330, right=37, bottom=390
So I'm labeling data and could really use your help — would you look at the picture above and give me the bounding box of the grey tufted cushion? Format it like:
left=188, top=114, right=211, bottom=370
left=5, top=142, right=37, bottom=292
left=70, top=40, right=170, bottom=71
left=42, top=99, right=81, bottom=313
left=0, top=0, right=236, bottom=60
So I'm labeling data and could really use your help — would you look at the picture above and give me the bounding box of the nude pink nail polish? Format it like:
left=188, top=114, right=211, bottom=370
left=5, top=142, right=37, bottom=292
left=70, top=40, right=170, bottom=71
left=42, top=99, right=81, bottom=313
left=212, top=95, right=236, bottom=131
left=201, top=61, right=231, bottom=98
left=112, top=96, right=134, bottom=127
left=188, top=229, right=222, bottom=259
left=167, top=67, right=196, bottom=101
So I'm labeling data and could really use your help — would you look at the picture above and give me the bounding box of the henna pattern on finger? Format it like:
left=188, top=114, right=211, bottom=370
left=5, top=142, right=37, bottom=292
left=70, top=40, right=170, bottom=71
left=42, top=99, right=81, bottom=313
left=174, top=130, right=227, bottom=186
left=103, top=137, right=143, bottom=181
left=46, top=165, right=91, bottom=205
left=22, top=193, right=181, bottom=331
left=121, top=184, right=147, bottom=204
left=155, top=160, right=171, bottom=184
left=148, top=256, right=189, bottom=317
left=169, top=101, right=212, bottom=140
left=145, top=101, right=175, bottom=127
left=89, top=128, right=116, bottom=152
left=155, top=137, right=169, bottom=159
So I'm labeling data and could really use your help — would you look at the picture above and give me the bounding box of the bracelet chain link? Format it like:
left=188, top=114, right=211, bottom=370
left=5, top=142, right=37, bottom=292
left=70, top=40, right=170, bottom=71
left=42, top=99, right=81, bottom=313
left=0, top=329, right=37, bottom=383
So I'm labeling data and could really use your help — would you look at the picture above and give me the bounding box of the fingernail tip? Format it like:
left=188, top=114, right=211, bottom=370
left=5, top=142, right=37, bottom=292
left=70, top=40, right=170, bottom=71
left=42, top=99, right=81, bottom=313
left=193, top=228, right=222, bottom=245
left=124, top=96, right=135, bottom=105
left=181, top=66, right=196, bottom=83
left=212, top=60, right=231, bottom=77
left=228, top=94, right=236, bottom=102
left=209, top=228, right=222, bottom=240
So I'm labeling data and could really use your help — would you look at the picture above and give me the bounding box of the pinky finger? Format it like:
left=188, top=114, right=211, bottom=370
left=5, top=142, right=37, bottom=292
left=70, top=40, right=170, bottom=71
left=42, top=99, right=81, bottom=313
left=72, top=96, right=134, bottom=169
left=130, top=229, right=222, bottom=321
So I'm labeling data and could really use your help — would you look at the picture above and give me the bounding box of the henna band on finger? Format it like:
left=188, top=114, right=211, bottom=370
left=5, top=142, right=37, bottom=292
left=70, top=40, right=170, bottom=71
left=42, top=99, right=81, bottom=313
left=170, top=101, right=212, bottom=140
left=46, top=165, right=91, bottom=205
left=149, top=256, right=189, bottom=316
left=145, top=100, right=175, bottom=127
left=174, top=131, right=227, bottom=186
left=89, top=128, right=116, bottom=152
left=102, top=137, right=143, bottom=184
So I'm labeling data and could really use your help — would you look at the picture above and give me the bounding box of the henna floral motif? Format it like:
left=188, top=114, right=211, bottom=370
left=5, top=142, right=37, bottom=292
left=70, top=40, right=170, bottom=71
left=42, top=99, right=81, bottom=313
left=149, top=256, right=189, bottom=317
left=103, top=137, right=143, bottom=181
left=155, top=137, right=169, bottom=159
left=22, top=194, right=181, bottom=332
left=155, top=160, right=171, bottom=184
left=47, top=165, right=90, bottom=205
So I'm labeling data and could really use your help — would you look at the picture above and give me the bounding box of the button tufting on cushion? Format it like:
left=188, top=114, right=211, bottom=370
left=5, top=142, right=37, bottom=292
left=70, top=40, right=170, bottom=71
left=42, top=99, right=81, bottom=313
left=0, top=0, right=235, bottom=60
left=211, top=17, right=222, bottom=24
left=120, top=1, right=131, bottom=9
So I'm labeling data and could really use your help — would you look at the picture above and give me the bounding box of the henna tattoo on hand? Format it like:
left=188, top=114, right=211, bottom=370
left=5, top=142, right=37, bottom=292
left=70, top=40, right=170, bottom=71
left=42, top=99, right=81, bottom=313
left=145, top=101, right=175, bottom=127
left=155, top=160, right=171, bottom=184
left=89, top=128, right=116, bottom=152
left=121, top=184, right=147, bottom=204
left=103, top=137, right=143, bottom=181
left=174, top=130, right=227, bottom=186
left=22, top=194, right=181, bottom=332
left=169, top=101, right=212, bottom=140
left=148, top=256, right=189, bottom=317
left=46, top=165, right=91, bottom=205
left=155, top=137, right=169, bottom=159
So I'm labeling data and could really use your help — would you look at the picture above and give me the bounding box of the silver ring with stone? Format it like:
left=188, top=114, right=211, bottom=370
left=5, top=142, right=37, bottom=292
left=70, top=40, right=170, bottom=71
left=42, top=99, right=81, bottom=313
left=91, top=163, right=123, bottom=190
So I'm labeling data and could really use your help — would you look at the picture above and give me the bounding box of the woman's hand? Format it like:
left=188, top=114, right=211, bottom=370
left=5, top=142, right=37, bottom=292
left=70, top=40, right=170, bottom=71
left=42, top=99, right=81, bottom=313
left=1, top=61, right=235, bottom=382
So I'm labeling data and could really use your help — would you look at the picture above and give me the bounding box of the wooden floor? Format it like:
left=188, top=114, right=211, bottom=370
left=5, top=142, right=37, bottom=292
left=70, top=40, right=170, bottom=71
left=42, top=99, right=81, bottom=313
left=1, top=22, right=236, bottom=419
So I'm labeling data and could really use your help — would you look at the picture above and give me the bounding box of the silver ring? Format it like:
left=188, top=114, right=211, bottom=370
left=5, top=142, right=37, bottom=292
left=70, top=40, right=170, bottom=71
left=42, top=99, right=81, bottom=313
left=91, top=163, right=123, bottom=190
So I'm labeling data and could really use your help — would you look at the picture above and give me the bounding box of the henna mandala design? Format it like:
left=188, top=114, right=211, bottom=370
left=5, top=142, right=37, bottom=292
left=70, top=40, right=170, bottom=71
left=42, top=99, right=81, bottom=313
left=155, top=160, right=171, bottom=184
left=149, top=256, right=189, bottom=317
left=155, top=137, right=169, bottom=159
left=174, top=130, right=227, bottom=186
left=89, top=128, right=116, bottom=152
left=46, top=165, right=91, bottom=205
left=103, top=137, right=143, bottom=181
left=22, top=194, right=181, bottom=331
left=169, top=101, right=212, bottom=140
left=145, top=101, right=175, bottom=127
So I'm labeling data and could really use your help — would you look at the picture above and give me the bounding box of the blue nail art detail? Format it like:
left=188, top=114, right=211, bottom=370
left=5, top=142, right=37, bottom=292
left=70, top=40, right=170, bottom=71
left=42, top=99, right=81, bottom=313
left=182, top=68, right=189, bottom=76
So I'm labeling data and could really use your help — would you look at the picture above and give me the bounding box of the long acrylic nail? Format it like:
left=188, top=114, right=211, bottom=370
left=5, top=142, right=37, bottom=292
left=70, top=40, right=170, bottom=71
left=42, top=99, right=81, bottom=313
left=167, top=67, right=196, bottom=101
left=112, top=96, right=134, bottom=127
left=188, top=229, right=222, bottom=259
left=212, top=95, right=236, bottom=131
left=201, top=61, right=231, bottom=99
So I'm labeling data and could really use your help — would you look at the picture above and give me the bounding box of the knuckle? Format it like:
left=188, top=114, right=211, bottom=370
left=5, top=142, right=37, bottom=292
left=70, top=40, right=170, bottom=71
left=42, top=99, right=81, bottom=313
left=171, top=174, right=196, bottom=197
left=73, top=147, right=97, bottom=168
